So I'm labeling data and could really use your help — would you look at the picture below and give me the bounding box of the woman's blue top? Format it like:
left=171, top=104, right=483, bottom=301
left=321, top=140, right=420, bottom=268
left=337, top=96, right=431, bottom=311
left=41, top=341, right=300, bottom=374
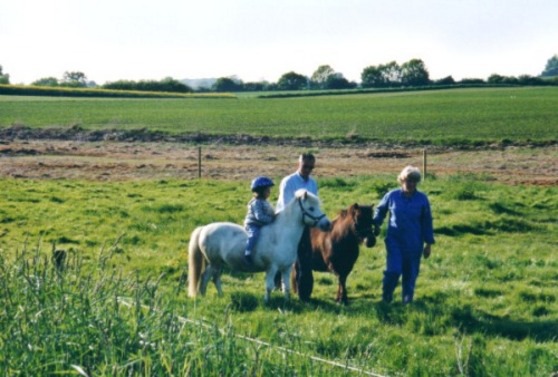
left=373, top=188, right=435, bottom=252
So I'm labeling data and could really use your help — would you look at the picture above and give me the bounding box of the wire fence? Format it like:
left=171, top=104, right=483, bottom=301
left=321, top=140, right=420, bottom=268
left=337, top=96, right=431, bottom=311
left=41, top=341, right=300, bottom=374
left=118, top=297, right=391, bottom=377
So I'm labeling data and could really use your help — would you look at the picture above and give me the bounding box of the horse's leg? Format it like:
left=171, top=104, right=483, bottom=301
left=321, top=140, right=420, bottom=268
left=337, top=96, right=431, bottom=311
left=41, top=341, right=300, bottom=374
left=280, top=268, right=291, bottom=301
left=290, top=264, right=298, bottom=294
left=264, top=266, right=279, bottom=303
left=199, top=266, right=212, bottom=296
left=335, top=275, right=342, bottom=302
left=200, top=265, right=221, bottom=296
left=273, top=271, right=282, bottom=291
left=338, top=273, right=349, bottom=305
left=296, top=228, right=314, bottom=301
left=212, top=266, right=224, bottom=296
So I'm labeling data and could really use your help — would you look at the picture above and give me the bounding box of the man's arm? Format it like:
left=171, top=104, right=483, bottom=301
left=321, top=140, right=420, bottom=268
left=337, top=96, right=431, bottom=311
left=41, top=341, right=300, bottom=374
left=276, top=177, right=294, bottom=212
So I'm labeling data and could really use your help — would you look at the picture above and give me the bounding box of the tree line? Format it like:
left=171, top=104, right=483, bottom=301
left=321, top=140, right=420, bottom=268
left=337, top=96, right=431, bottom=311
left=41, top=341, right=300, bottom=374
left=2, top=55, right=558, bottom=93
left=211, top=56, right=558, bottom=92
left=28, top=72, right=192, bottom=93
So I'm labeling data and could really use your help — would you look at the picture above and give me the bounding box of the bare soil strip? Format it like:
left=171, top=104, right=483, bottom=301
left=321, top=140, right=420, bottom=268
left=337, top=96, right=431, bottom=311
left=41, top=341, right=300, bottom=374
left=1, top=137, right=556, bottom=186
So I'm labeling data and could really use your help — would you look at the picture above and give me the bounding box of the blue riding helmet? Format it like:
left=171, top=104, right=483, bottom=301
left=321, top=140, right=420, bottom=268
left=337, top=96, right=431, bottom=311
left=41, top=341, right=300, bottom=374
left=251, top=176, right=274, bottom=192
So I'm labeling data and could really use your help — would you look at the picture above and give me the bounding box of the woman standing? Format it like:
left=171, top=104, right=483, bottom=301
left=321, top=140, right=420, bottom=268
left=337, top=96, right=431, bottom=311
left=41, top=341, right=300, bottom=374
left=373, top=166, right=435, bottom=304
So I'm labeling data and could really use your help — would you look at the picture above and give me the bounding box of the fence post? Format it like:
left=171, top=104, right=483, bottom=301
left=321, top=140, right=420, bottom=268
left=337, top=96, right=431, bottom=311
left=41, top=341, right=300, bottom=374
left=198, top=146, right=202, bottom=179
left=422, top=148, right=427, bottom=180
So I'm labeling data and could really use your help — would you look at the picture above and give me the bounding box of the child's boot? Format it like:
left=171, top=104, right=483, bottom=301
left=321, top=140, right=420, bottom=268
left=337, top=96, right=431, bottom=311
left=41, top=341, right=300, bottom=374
left=244, top=251, right=253, bottom=265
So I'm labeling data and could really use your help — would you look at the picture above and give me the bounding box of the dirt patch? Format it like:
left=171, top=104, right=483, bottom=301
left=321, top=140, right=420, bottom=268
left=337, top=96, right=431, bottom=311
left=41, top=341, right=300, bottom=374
left=1, top=136, right=556, bottom=186
left=2, top=125, right=555, bottom=149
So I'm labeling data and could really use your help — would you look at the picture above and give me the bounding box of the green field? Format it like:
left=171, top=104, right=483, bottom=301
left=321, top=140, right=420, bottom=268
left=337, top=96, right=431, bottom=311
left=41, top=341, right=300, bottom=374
left=1, top=87, right=557, bottom=376
left=1, top=176, right=557, bottom=376
left=1, top=87, right=558, bottom=144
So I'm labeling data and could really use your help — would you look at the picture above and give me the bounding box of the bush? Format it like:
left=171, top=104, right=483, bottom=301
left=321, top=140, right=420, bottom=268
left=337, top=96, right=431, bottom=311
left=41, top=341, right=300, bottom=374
left=103, top=78, right=192, bottom=93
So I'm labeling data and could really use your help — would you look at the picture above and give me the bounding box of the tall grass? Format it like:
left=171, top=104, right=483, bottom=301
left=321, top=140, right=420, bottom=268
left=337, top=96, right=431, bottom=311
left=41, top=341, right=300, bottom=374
left=0, top=244, right=345, bottom=376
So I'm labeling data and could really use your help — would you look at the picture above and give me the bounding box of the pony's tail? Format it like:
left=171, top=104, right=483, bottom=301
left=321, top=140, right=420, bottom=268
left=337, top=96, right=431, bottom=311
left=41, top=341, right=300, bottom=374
left=188, top=226, right=205, bottom=297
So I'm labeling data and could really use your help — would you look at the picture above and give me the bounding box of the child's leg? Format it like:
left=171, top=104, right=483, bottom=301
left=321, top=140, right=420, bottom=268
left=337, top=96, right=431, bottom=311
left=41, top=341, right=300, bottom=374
left=245, top=226, right=260, bottom=256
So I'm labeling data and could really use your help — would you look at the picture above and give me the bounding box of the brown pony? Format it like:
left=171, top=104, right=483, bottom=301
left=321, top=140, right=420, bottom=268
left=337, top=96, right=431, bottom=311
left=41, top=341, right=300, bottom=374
left=294, top=204, right=376, bottom=304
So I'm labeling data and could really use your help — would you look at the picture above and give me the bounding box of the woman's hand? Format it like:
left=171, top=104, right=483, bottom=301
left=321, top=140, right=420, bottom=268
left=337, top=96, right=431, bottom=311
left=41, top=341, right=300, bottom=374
left=423, top=244, right=432, bottom=259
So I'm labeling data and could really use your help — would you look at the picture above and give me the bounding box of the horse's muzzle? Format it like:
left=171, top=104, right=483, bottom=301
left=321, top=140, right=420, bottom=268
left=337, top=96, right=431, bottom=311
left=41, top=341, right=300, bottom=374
left=365, top=236, right=376, bottom=248
left=318, top=218, right=332, bottom=232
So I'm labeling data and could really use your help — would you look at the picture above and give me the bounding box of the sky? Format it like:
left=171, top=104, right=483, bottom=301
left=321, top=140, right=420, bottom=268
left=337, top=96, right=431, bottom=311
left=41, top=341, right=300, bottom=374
left=2, top=0, right=557, bottom=85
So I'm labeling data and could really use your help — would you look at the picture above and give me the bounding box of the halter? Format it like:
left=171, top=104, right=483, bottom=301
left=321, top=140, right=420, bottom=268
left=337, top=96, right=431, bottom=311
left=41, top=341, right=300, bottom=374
left=353, top=219, right=373, bottom=238
left=350, top=206, right=375, bottom=243
left=298, top=197, right=326, bottom=227
left=354, top=224, right=374, bottom=243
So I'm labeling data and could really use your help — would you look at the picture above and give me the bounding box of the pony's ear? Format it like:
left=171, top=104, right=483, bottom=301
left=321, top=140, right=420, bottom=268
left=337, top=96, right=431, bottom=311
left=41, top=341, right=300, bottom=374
left=353, top=203, right=359, bottom=209
left=295, top=189, right=308, bottom=200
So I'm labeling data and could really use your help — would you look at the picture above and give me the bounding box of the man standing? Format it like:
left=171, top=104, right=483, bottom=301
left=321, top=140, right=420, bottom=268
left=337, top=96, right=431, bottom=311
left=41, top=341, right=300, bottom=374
left=276, top=153, right=318, bottom=301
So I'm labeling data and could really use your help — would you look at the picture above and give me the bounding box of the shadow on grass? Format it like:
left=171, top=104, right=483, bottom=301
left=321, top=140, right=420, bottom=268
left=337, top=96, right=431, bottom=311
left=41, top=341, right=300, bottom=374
left=451, top=305, right=558, bottom=342
left=367, top=292, right=558, bottom=342
left=226, top=286, right=558, bottom=343
left=267, top=295, right=349, bottom=314
left=227, top=291, right=330, bottom=314
left=231, top=286, right=558, bottom=342
left=436, top=224, right=489, bottom=236
left=488, top=202, right=522, bottom=216
left=437, top=217, right=535, bottom=237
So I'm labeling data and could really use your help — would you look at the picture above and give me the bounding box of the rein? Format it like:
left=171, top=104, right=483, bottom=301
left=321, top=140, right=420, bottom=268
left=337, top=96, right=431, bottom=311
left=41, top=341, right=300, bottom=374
left=298, top=197, right=326, bottom=226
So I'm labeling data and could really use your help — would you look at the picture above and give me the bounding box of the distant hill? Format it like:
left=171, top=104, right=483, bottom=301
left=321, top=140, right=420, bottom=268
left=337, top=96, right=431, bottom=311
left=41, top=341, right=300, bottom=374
left=181, top=78, right=217, bottom=90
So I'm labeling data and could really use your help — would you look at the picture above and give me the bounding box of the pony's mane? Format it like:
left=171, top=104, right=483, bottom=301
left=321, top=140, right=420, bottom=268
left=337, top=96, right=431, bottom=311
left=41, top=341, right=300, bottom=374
left=329, top=209, right=348, bottom=224
left=294, top=189, right=320, bottom=203
left=334, top=205, right=372, bottom=223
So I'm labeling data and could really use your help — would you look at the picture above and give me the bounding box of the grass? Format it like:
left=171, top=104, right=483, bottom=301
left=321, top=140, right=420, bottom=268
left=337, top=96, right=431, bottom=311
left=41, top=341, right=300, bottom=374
left=0, top=247, right=332, bottom=376
left=1, top=87, right=558, bottom=144
left=1, top=176, right=557, bottom=376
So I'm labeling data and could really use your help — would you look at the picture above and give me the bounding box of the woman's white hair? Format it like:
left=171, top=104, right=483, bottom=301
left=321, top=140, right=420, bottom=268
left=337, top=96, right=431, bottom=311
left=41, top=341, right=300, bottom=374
left=398, top=165, right=421, bottom=184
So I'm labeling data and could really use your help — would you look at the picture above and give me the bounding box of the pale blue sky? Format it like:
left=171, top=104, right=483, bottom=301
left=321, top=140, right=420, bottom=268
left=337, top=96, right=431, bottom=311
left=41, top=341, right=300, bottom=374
left=2, top=0, right=557, bottom=85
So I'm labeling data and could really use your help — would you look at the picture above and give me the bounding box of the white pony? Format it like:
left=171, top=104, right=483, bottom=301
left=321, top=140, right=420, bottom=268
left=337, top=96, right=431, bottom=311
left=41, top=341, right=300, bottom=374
left=188, top=189, right=331, bottom=302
